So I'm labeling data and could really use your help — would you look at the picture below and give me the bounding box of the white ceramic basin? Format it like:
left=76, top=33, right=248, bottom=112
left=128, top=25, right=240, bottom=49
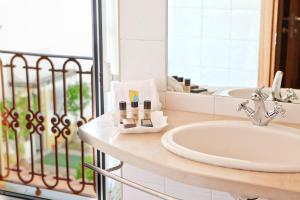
left=220, top=88, right=300, bottom=103
left=161, top=121, right=300, bottom=172
left=227, top=88, right=259, bottom=99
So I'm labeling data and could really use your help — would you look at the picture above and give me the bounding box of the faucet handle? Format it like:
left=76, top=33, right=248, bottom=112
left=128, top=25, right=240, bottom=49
left=256, top=86, right=265, bottom=92
left=274, top=101, right=286, bottom=117
left=286, top=88, right=298, bottom=100
left=237, top=100, right=249, bottom=111
left=255, top=86, right=269, bottom=100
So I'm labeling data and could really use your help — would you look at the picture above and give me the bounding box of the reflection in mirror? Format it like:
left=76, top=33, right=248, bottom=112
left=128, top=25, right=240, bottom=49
left=167, top=0, right=300, bottom=104
left=219, top=71, right=300, bottom=104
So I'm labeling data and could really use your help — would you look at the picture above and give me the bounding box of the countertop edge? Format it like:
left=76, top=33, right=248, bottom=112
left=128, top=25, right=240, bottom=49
left=78, top=125, right=300, bottom=200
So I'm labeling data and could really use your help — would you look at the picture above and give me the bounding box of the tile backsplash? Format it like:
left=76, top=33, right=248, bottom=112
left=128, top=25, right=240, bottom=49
left=168, top=0, right=261, bottom=88
left=119, top=0, right=167, bottom=92
left=166, top=91, right=300, bottom=125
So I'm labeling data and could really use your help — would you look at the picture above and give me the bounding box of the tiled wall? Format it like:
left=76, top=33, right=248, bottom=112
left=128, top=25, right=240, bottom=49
left=119, top=0, right=167, bottom=92
left=119, top=0, right=168, bottom=106
left=166, top=91, right=300, bottom=125
left=123, top=163, right=236, bottom=200
left=168, top=0, right=261, bottom=87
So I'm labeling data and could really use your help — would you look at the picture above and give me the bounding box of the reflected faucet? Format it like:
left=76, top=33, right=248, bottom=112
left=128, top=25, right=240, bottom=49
left=237, top=87, right=285, bottom=126
left=271, top=71, right=298, bottom=102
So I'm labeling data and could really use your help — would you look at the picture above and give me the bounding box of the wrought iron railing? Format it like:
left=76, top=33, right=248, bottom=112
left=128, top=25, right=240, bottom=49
left=0, top=50, right=96, bottom=197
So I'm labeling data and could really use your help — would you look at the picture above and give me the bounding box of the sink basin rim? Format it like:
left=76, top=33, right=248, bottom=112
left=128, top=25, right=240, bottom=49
left=161, top=120, right=300, bottom=173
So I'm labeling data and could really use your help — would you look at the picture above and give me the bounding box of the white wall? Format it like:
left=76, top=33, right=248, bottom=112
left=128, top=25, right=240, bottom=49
left=168, top=0, right=261, bottom=87
left=118, top=0, right=262, bottom=100
left=119, top=0, right=167, bottom=98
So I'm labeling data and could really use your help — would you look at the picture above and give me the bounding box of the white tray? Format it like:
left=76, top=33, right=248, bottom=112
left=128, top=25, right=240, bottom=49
left=118, top=111, right=168, bottom=134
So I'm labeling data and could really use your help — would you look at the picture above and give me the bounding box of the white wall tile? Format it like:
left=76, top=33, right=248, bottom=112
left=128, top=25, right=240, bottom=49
left=166, top=92, right=215, bottom=114
left=168, top=37, right=202, bottom=68
left=230, top=40, right=259, bottom=71
left=212, top=190, right=235, bottom=200
left=203, top=0, right=231, bottom=9
left=171, top=0, right=203, bottom=8
left=123, top=185, right=163, bottom=200
left=119, top=0, right=166, bottom=40
left=169, top=1, right=262, bottom=87
left=203, top=10, right=231, bottom=39
left=229, top=70, right=258, bottom=87
left=231, top=10, right=260, bottom=41
left=169, top=7, right=202, bottom=37
left=120, top=39, right=166, bottom=91
left=123, top=164, right=165, bottom=200
left=232, top=0, right=261, bottom=10
left=166, top=178, right=212, bottom=200
left=123, top=164, right=165, bottom=184
left=214, top=96, right=250, bottom=118
left=201, top=39, right=230, bottom=69
left=200, top=68, right=230, bottom=87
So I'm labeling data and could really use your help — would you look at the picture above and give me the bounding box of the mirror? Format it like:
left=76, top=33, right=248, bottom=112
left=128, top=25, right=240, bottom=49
left=167, top=0, right=300, bottom=104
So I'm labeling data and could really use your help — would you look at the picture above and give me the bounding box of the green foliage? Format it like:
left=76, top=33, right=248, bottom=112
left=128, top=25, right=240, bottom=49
left=0, top=100, right=14, bottom=140
left=67, top=83, right=91, bottom=117
left=38, top=152, right=81, bottom=168
left=18, top=97, right=30, bottom=140
left=16, top=96, right=38, bottom=140
left=76, top=156, right=94, bottom=181
left=0, top=95, right=38, bottom=141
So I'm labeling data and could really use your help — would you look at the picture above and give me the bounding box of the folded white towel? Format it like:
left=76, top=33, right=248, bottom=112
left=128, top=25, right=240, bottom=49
left=111, top=79, right=162, bottom=111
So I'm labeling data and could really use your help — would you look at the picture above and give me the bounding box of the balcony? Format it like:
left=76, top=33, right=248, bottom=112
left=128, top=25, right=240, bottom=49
left=0, top=50, right=96, bottom=198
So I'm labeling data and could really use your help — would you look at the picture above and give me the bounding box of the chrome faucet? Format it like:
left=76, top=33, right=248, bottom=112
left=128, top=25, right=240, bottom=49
left=271, top=71, right=298, bottom=103
left=237, top=87, right=285, bottom=126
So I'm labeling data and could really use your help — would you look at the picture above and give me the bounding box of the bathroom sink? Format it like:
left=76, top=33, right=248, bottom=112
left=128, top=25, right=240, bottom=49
left=226, top=88, right=260, bottom=99
left=220, top=88, right=300, bottom=103
left=161, top=121, right=300, bottom=172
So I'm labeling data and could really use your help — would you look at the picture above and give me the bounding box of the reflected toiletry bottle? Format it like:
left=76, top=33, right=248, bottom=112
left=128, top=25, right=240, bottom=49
left=172, top=75, right=178, bottom=81
left=144, top=100, right=151, bottom=120
left=191, top=84, right=199, bottom=89
left=177, top=77, right=183, bottom=84
left=119, top=101, right=127, bottom=124
left=177, top=77, right=184, bottom=91
left=184, top=79, right=191, bottom=93
left=131, top=101, right=139, bottom=121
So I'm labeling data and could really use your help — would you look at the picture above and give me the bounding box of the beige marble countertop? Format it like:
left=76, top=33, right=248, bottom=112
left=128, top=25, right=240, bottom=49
left=78, top=110, right=300, bottom=200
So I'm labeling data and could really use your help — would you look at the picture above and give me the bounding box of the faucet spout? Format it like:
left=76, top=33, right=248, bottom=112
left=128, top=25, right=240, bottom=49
left=271, top=71, right=284, bottom=100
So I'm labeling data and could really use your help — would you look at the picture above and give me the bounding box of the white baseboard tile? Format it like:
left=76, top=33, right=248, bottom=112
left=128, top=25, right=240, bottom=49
left=165, top=178, right=212, bottom=200
left=165, top=92, right=215, bottom=114
left=164, top=92, right=300, bottom=125
left=214, top=96, right=249, bottom=118
left=212, top=190, right=235, bottom=200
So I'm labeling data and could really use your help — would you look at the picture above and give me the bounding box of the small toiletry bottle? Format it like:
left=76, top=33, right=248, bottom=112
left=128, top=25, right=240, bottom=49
left=131, top=101, right=139, bottom=121
left=144, top=100, right=151, bottom=120
left=172, top=75, right=178, bottom=81
left=177, top=77, right=183, bottom=84
left=184, top=79, right=191, bottom=93
left=119, top=101, right=127, bottom=124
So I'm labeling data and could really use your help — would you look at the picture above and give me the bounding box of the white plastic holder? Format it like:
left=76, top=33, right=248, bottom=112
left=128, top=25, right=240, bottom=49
left=117, top=111, right=168, bottom=134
